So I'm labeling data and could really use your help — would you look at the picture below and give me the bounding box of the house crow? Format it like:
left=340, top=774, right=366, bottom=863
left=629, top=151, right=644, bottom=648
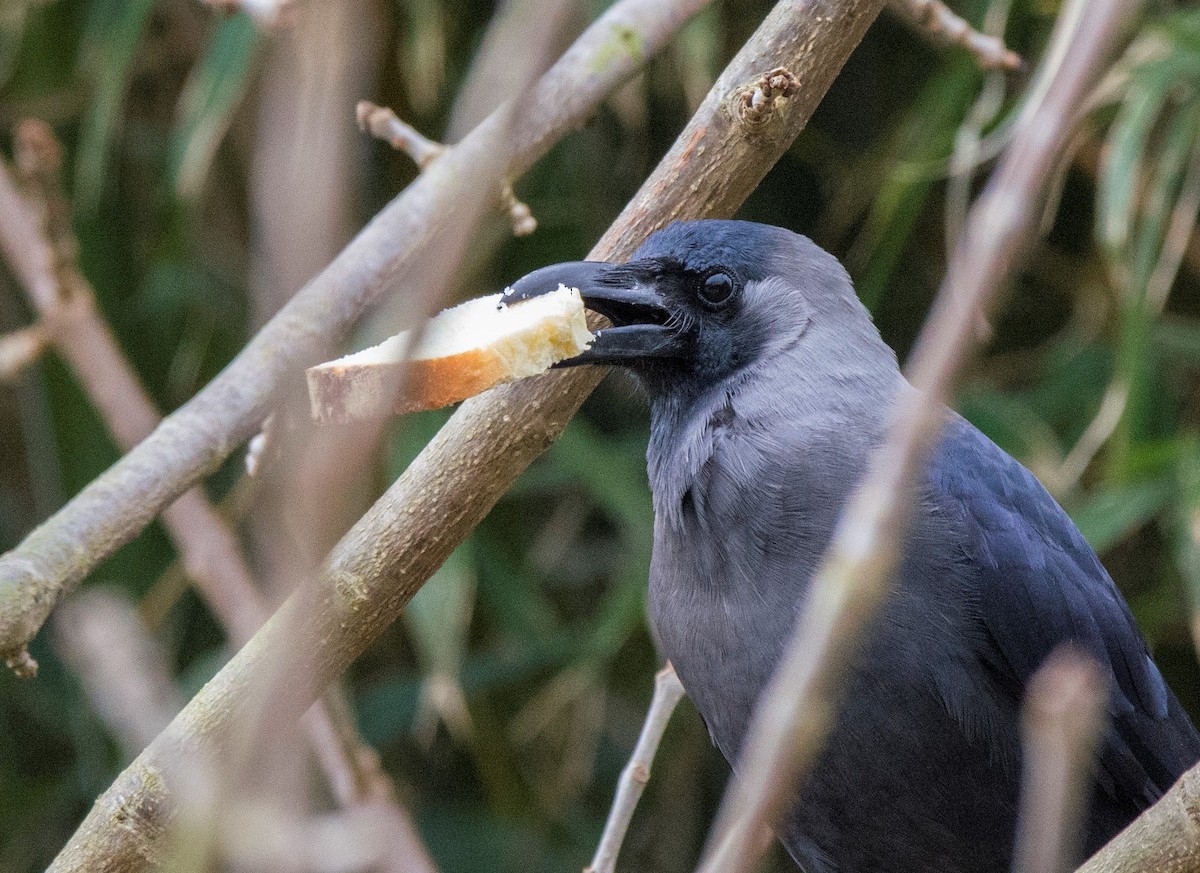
left=505, top=220, right=1200, bottom=872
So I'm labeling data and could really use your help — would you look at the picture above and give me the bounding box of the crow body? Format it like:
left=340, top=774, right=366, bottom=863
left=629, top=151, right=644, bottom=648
left=509, top=220, right=1200, bottom=872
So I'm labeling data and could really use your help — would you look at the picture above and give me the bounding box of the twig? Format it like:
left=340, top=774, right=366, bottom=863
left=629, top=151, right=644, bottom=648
left=45, top=1, right=888, bottom=868
left=692, top=2, right=1138, bottom=872
left=585, top=664, right=686, bottom=873
left=0, top=0, right=715, bottom=672
left=356, top=101, right=445, bottom=168
left=356, top=99, right=536, bottom=237
left=3, top=120, right=437, bottom=872
left=888, top=0, right=1022, bottom=72
left=1012, top=648, right=1107, bottom=873
left=286, top=0, right=575, bottom=585
left=0, top=323, right=47, bottom=381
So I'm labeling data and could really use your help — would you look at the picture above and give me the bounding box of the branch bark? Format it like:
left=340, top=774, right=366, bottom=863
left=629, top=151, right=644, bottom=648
left=0, top=0, right=712, bottom=671
left=47, top=1, right=887, bottom=868
left=888, top=0, right=1022, bottom=72
left=693, top=1, right=1138, bottom=872
left=1077, top=763, right=1200, bottom=873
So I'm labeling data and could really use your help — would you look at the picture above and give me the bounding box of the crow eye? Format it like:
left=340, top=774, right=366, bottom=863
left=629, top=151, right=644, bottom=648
left=699, top=271, right=736, bottom=307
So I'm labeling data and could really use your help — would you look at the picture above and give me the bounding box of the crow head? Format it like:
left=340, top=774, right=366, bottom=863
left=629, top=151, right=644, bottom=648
left=504, top=220, right=895, bottom=408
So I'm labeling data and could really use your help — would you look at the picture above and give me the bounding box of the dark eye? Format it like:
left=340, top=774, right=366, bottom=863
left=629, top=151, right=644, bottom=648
left=699, top=271, right=736, bottom=307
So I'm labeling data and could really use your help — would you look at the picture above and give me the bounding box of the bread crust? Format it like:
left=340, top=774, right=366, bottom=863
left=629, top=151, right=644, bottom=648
left=307, top=347, right=510, bottom=422
left=306, top=288, right=592, bottom=422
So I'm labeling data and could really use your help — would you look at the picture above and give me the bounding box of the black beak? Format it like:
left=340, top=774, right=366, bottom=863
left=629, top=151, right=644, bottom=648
left=502, top=261, right=685, bottom=366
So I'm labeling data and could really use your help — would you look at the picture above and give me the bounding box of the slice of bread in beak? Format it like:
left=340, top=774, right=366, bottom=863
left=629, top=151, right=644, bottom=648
left=307, top=285, right=593, bottom=422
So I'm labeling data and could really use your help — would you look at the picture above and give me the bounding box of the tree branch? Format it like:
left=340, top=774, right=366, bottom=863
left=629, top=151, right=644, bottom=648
left=355, top=99, right=536, bottom=237
left=693, top=1, right=1137, bottom=872
left=0, top=0, right=713, bottom=672
left=888, top=0, right=1022, bottom=72
left=586, top=663, right=686, bottom=873
left=1077, top=764, right=1200, bottom=872
left=46, top=1, right=889, bottom=868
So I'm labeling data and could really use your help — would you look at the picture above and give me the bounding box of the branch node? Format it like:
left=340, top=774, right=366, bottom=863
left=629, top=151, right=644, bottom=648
left=5, top=647, right=37, bottom=678
left=732, top=67, right=800, bottom=132
left=356, top=101, right=446, bottom=169
left=501, top=181, right=538, bottom=237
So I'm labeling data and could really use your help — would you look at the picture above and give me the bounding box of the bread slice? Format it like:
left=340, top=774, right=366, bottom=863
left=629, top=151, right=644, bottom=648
left=307, top=285, right=593, bottom=422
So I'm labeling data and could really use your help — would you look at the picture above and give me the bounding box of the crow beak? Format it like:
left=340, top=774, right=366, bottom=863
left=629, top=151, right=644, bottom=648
left=502, top=261, right=686, bottom=366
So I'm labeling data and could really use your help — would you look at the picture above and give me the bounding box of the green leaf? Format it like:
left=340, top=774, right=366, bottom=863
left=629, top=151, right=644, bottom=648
left=1067, top=477, right=1174, bottom=554
left=1153, top=316, right=1200, bottom=364
left=167, top=12, right=259, bottom=202
left=851, top=61, right=982, bottom=311
left=74, top=0, right=157, bottom=211
left=1173, top=440, right=1200, bottom=616
left=1108, top=102, right=1200, bottom=477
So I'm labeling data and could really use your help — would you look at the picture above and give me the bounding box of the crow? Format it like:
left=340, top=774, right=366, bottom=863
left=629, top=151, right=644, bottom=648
left=505, top=220, right=1200, bottom=872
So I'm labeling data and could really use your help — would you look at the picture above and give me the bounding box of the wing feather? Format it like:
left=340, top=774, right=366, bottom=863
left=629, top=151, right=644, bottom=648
left=929, top=417, right=1199, bottom=808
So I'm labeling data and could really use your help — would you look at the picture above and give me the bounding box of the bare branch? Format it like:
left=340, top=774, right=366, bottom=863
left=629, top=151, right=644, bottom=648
left=356, top=100, right=537, bottom=238
left=693, top=2, right=1138, bottom=872
left=1012, top=648, right=1108, bottom=873
left=888, top=0, right=1022, bottom=72
left=586, top=664, right=686, bottom=873
left=356, top=101, right=446, bottom=168
left=0, top=0, right=714, bottom=671
left=1075, top=738, right=1200, bottom=871
left=46, top=1, right=889, bottom=868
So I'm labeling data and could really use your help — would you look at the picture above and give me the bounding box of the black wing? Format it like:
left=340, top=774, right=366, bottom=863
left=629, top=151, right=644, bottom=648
left=929, top=415, right=1200, bottom=809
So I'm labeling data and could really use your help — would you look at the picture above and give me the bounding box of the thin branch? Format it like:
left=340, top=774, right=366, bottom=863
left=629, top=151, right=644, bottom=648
left=46, top=1, right=889, bottom=868
left=693, top=2, right=1138, bottom=872
left=356, top=101, right=445, bottom=168
left=0, top=0, right=714, bottom=671
left=356, top=99, right=537, bottom=237
left=888, top=0, right=1022, bottom=72
left=1012, top=648, right=1108, bottom=873
left=585, top=663, right=686, bottom=873
left=3, top=120, right=437, bottom=872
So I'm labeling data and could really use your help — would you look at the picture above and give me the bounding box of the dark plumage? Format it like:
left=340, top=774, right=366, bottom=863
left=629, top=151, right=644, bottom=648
left=506, top=220, right=1200, bottom=872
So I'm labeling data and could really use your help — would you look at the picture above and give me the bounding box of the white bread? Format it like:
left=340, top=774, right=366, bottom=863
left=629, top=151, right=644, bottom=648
left=307, top=285, right=593, bottom=422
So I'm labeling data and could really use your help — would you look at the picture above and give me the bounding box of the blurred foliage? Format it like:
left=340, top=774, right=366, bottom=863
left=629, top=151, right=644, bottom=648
left=2, top=1, right=1200, bottom=871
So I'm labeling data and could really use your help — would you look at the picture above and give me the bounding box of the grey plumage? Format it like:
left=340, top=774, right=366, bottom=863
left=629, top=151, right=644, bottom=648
left=506, top=220, right=1200, bottom=872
